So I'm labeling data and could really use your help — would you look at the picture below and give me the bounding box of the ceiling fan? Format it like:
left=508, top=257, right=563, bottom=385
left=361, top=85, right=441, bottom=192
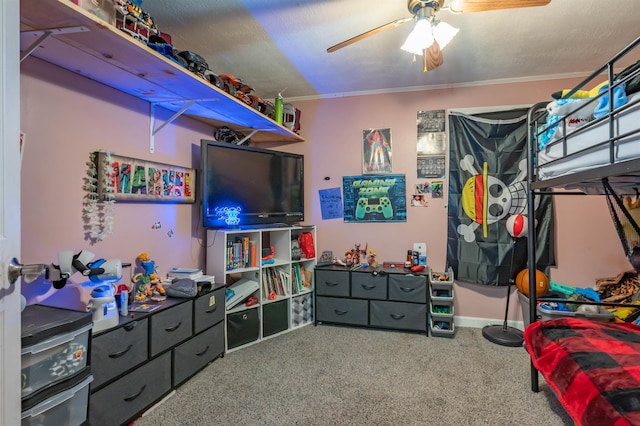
left=327, top=0, right=551, bottom=72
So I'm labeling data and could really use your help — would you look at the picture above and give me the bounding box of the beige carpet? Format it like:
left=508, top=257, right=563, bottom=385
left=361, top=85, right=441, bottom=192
left=134, top=325, right=573, bottom=426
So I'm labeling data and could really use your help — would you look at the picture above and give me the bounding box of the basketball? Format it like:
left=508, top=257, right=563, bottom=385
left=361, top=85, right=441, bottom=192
left=515, top=268, right=549, bottom=297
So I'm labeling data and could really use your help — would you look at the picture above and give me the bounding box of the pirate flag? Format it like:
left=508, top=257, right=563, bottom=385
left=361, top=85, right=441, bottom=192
left=447, top=110, right=555, bottom=286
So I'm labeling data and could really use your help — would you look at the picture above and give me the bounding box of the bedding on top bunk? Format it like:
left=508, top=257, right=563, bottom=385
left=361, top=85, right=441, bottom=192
left=536, top=91, right=640, bottom=181
left=524, top=317, right=640, bottom=426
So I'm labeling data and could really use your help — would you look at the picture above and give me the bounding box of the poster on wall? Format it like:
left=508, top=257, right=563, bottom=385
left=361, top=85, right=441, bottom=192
left=342, top=174, right=406, bottom=222
left=318, top=188, right=343, bottom=220
left=411, top=194, right=428, bottom=207
left=362, top=128, right=392, bottom=174
left=417, top=110, right=447, bottom=179
left=417, top=110, right=446, bottom=153
left=417, top=155, right=446, bottom=178
left=431, top=181, right=444, bottom=198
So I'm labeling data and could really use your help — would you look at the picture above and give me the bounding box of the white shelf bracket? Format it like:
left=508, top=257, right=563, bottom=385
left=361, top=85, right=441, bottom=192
left=20, top=26, right=89, bottom=62
left=149, top=100, right=195, bottom=153
left=237, top=129, right=259, bottom=145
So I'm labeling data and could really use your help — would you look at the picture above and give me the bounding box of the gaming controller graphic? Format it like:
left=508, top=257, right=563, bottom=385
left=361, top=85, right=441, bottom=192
left=355, top=197, right=393, bottom=220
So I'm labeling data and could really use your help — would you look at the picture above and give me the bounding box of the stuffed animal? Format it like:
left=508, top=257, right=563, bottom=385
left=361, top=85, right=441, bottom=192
left=551, top=80, right=607, bottom=100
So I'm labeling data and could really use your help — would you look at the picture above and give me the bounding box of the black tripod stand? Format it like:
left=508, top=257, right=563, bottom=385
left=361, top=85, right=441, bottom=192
left=482, top=279, right=524, bottom=347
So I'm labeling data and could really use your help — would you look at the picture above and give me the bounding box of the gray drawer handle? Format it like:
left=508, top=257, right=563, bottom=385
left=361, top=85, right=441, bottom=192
left=390, top=314, right=405, bottom=320
left=196, top=345, right=210, bottom=356
left=361, top=284, right=376, bottom=290
left=205, top=306, right=217, bottom=314
left=124, top=385, right=146, bottom=402
left=325, top=281, right=340, bottom=287
left=334, top=309, right=348, bottom=315
left=399, top=287, right=415, bottom=293
left=165, top=321, right=182, bottom=332
left=108, top=344, right=133, bottom=359
left=123, top=321, right=138, bottom=332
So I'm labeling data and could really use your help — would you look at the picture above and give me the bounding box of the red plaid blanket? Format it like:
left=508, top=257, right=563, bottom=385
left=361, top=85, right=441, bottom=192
left=524, top=318, right=640, bottom=426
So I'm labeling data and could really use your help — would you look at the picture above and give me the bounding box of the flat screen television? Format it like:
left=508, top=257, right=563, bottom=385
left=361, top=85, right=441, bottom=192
left=200, top=140, right=305, bottom=228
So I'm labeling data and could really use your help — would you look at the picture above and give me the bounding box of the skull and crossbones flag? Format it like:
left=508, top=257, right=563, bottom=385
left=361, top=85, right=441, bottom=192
left=446, top=109, right=555, bottom=286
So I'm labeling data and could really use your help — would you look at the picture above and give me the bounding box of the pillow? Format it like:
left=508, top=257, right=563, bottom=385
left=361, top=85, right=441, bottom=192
left=166, top=278, right=197, bottom=298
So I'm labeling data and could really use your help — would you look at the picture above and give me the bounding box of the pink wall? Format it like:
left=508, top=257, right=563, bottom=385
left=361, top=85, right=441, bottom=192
left=290, top=81, right=632, bottom=324
left=20, top=57, right=212, bottom=302
left=20, top=57, right=632, bottom=324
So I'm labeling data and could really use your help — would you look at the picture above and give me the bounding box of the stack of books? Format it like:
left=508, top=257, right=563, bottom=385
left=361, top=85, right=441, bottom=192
left=167, top=268, right=203, bottom=281
left=166, top=268, right=215, bottom=286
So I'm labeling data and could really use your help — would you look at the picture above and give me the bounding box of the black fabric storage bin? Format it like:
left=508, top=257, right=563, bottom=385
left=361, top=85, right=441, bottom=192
left=227, top=309, right=259, bottom=349
left=263, top=300, right=289, bottom=337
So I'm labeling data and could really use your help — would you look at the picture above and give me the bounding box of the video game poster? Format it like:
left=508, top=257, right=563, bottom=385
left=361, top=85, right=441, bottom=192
left=342, top=174, right=406, bottom=223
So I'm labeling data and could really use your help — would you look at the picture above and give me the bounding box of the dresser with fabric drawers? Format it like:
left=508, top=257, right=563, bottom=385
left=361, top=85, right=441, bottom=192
left=314, top=266, right=429, bottom=334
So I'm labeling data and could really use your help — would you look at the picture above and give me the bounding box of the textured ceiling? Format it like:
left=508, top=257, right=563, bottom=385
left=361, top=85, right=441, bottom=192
left=139, top=0, right=640, bottom=101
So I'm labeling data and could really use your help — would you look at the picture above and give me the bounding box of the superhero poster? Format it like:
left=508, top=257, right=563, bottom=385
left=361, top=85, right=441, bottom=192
left=342, top=174, right=406, bottom=223
left=362, top=128, right=392, bottom=174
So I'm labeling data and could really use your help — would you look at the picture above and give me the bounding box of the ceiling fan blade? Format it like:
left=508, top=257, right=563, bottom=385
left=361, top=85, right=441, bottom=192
left=327, top=18, right=413, bottom=53
left=422, top=41, right=443, bottom=72
left=449, top=0, right=551, bottom=13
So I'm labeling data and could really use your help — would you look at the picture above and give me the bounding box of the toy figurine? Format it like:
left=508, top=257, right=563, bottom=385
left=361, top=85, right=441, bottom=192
left=132, top=252, right=166, bottom=302
left=366, top=249, right=379, bottom=268
left=343, top=243, right=367, bottom=266
left=344, top=251, right=353, bottom=267
left=131, top=274, right=150, bottom=302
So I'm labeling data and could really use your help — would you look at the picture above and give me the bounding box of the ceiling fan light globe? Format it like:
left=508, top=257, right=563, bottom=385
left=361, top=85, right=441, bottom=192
left=433, top=21, right=459, bottom=49
left=401, top=18, right=434, bottom=55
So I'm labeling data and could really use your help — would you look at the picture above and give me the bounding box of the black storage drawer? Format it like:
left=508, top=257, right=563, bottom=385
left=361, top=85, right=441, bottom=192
left=227, top=308, right=260, bottom=349
left=91, top=318, right=148, bottom=389
left=90, top=351, right=171, bottom=426
left=150, top=302, right=193, bottom=357
left=351, top=272, right=387, bottom=300
left=388, top=275, right=428, bottom=303
left=316, top=297, right=368, bottom=326
left=370, top=300, right=427, bottom=331
left=193, top=288, right=225, bottom=334
left=315, top=270, right=350, bottom=297
left=263, top=300, right=289, bottom=337
left=173, top=322, right=224, bottom=386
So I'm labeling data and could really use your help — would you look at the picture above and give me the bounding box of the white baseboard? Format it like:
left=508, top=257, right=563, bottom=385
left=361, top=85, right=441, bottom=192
left=454, top=315, right=525, bottom=331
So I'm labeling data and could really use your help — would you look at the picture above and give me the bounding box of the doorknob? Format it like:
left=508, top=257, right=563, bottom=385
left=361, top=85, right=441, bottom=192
left=8, top=258, right=47, bottom=285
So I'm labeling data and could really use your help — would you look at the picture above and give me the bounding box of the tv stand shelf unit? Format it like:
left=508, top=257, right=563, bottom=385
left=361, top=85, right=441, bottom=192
left=19, top=0, right=304, bottom=152
left=314, top=265, right=429, bottom=334
left=206, top=226, right=316, bottom=352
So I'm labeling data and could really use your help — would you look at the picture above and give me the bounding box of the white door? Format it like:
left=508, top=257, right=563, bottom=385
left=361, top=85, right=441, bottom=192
left=0, top=0, right=22, bottom=424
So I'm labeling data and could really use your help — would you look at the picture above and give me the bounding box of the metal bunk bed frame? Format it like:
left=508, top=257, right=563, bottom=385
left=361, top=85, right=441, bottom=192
left=525, top=35, right=640, bottom=392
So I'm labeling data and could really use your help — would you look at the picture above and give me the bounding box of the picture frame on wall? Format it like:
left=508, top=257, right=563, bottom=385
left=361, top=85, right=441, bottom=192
left=362, top=128, right=392, bottom=174
left=94, top=151, right=196, bottom=203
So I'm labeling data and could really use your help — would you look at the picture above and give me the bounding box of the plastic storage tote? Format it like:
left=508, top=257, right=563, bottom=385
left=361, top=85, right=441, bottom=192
left=21, top=305, right=92, bottom=399
left=21, top=371, right=93, bottom=426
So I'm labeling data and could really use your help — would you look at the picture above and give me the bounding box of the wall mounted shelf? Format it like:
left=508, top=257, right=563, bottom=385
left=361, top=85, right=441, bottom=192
left=19, top=0, right=304, bottom=149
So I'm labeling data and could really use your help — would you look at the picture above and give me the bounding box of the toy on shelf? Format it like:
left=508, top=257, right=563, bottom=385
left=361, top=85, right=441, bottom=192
left=343, top=243, right=367, bottom=267
left=549, top=281, right=601, bottom=302
left=131, top=252, right=166, bottom=302
left=261, top=246, right=275, bottom=265
left=366, top=249, right=379, bottom=268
